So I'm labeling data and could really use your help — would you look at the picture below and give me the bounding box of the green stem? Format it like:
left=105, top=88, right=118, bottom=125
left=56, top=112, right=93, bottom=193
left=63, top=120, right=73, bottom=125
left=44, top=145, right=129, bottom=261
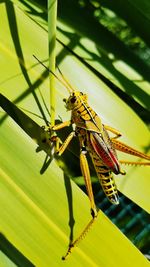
left=48, top=0, right=57, bottom=126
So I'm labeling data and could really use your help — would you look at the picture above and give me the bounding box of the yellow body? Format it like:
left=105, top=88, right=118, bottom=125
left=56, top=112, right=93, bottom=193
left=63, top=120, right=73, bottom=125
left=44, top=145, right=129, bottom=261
left=64, top=91, right=125, bottom=205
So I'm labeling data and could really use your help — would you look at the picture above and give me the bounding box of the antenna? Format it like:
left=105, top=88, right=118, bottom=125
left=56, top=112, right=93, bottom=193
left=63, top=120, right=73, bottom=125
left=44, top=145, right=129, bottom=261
left=33, top=55, right=73, bottom=93
left=56, top=64, right=75, bottom=92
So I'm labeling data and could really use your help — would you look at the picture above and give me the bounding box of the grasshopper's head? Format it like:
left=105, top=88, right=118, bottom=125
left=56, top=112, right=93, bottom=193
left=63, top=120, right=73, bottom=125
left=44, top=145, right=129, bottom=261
left=63, top=91, right=88, bottom=110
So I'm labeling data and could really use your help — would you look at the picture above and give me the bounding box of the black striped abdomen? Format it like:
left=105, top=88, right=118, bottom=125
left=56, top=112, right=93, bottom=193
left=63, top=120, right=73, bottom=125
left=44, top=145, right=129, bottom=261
left=98, top=171, right=119, bottom=204
left=91, top=153, right=119, bottom=205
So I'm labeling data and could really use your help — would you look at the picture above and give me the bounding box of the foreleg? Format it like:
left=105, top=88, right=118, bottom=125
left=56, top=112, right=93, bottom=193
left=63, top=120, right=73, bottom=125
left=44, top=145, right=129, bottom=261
left=55, top=131, right=75, bottom=156
left=42, top=120, right=73, bottom=154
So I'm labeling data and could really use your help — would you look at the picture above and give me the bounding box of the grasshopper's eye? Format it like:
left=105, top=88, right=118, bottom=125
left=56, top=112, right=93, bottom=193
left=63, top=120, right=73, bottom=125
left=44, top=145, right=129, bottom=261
left=70, top=96, right=77, bottom=103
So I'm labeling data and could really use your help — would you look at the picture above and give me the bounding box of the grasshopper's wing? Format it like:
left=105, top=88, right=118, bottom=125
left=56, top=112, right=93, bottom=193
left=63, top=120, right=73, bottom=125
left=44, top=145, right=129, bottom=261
left=89, top=126, right=120, bottom=175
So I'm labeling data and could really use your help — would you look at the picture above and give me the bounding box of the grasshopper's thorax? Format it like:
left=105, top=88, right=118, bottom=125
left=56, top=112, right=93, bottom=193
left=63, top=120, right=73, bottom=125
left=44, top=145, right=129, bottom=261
left=64, top=91, right=102, bottom=132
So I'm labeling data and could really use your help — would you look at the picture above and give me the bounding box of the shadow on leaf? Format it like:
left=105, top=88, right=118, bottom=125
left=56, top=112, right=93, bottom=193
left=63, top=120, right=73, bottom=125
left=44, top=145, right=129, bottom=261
left=0, top=232, right=35, bottom=267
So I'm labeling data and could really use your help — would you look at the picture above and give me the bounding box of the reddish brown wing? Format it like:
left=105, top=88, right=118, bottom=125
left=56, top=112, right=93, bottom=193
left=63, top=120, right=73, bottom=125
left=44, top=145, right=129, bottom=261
left=89, top=129, right=120, bottom=174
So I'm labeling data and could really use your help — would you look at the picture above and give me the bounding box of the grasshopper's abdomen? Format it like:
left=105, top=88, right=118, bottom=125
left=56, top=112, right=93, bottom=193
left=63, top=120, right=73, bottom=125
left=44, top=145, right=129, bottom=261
left=91, top=153, right=119, bottom=205
left=98, top=171, right=119, bottom=204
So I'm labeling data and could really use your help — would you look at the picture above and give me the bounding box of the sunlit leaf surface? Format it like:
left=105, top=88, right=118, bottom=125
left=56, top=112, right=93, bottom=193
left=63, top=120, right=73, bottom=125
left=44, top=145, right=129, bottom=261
left=0, top=1, right=150, bottom=266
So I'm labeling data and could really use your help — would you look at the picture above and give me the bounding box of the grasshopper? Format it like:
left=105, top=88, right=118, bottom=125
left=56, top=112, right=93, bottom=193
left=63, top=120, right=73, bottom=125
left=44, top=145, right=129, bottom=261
left=34, top=56, right=150, bottom=259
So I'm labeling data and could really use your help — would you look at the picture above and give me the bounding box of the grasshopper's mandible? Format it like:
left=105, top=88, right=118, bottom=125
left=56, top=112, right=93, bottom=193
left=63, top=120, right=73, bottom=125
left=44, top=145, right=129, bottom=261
left=34, top=56, right=150, bottom=259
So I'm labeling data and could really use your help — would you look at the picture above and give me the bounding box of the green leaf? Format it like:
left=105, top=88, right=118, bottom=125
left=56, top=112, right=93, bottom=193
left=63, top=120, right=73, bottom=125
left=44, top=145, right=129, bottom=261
left=100, top=0, right=150, bottom=46
left=0, top=1, right=150, bottom=266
